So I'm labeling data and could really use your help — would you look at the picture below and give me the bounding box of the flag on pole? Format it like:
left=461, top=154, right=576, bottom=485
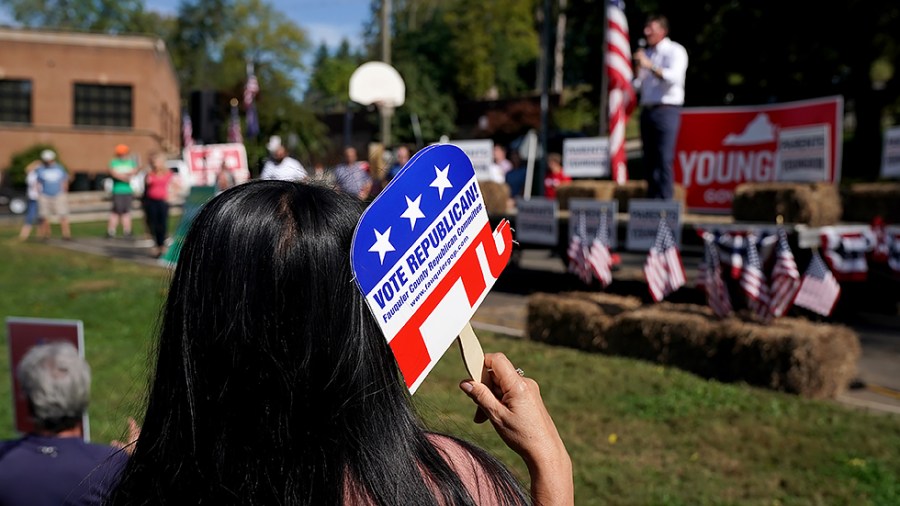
left=740, top=234, right=771, bottom=321
left=644, top=218, right=685, bottom=302
left=606, top=0, right=637, bottom=185
left=698, top=233, right=731, bottom=318
left=768, top=227, right=800, bottom=318
left=181, top=110, right=193, bottom=149
left=568, top=214, right=593, bottom=284
left=244, top=63, right=260, bottom=138
left=227, top=103, right=243, bottom=143
left=794, top=251, right=841, bottom=316
left=587, top=210, right=613, bottom=287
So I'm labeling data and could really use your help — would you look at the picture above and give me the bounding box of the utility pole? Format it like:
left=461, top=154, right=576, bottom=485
left=537, top=0, right=553, bottom=196
left=381, top=0, right=393, bottom=147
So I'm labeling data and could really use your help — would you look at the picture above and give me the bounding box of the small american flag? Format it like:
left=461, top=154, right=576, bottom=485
left=644, top=218, right=685, bottom=302
left=568, top=214, right=593, bottom=284
left=699, top=233, right=731, bottom=317
left=740, top=234, right=771, bottom=321
left=182, top=110, right=193, bottom=149
left=768, top=227, right=800, bottom=318
left=227, top=104, right=243, bottom=143
left=587, top=210, right=613, bottom=287
left=244, top=63, right=260, bottom=138
left=605, top=0, right=637, bottom=184
left=794, top=251, right=841, bottom=316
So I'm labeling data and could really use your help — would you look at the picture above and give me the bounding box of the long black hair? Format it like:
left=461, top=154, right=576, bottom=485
left=108, top=181, right=527, bottom=505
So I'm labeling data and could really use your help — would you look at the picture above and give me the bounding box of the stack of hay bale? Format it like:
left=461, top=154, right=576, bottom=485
left=731, top=182, right=842, bottom=226
left=556, top=180, right=685, bottom=212
left=527, top=293, right=860, bottom=399
left=841, top=182, right=900, bottom=223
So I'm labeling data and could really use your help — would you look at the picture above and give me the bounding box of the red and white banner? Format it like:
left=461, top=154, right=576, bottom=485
left=675, top=96, right=843, bottom=213
left=183, top=143, right=251, bottom=188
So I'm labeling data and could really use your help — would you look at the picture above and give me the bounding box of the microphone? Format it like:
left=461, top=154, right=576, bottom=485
left=638, top=38, right=646, bottom=49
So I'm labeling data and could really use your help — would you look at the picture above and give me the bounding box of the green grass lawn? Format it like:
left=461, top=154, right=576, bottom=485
left=1, top=221, right=899, bottom=505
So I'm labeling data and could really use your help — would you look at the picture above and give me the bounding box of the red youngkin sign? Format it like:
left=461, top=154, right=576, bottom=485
left=674, top=96, right=843, bottom=213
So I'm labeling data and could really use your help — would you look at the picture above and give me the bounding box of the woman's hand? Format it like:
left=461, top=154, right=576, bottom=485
left=110, top=417, right=142, bottom=456
left=459, top=353, right=573, bottom=506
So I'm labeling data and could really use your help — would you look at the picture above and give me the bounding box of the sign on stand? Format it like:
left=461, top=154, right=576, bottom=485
left=776, top=125, right=830, bottom=182
left=6, top=317, right=90, bottom=440
left=514, top=198, right=558, bottom=246
left=881, top=126, right=900, bottom=179
left=568, top=199, right=618, bottom=249
left=563, top=137, right=610, bottom=178
left=626, top=200, right=682, bottom=251
left=183, top=143, right=251, bottom=187
left=449, top=139, right=495, bottom=181
left=351, top=144, right=513, bottom=393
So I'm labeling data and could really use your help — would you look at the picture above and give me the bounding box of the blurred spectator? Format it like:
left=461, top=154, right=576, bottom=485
left=505, top=150, right=528, bottom=198
left=33, top=149, right=71, bottom=240
left=308, top=161, right=335, bottom=186
left=489, top=144, right=513, bottom=180
left=333, top=146, right=372, bottom=200
left=0, top=342, right=129, bottom=505
left=107, top=144, right=138, bottom=239
left=387, top=145, right=412, bottom=181
left=543, top=153, right=571, bottom=199
left=260, top=136, right=308, bottom=182
left=18, top=160, right=42, bottom=241
left=143, top=153, right=180, bottom=258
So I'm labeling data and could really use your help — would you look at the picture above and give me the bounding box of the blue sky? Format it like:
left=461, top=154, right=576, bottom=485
left=0, top=0, right=371, bottom=50
left=148, top=0, right=370, bottom=49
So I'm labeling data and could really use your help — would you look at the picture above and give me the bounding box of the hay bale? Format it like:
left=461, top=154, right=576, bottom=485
left=732, top=182, right=841, bottom=226
left=611, top=181, right=685, bottom=212
left=719, top=318, right=860, bottom=398
left=842, top=182, right=900, bottom=222
left=526, top=292, right=640, bottom=350
left=555, top=181, right=617, bottom=210
left=604, top=304, right=723, bottom=373
left=479, top=181, right=511, bottom=217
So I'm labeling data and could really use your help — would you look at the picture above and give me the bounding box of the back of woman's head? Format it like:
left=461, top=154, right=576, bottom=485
left=110, top=181, right=526, bottom=505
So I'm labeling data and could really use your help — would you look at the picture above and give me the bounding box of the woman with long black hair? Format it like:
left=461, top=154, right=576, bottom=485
left=107, top=180, right=572, bottom=505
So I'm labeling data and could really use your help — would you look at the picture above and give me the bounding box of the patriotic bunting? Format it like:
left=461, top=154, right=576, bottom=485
left=794, top=251, right=841, bottom=316
left=820, top=228, right=874, bottom=281
left=644, top=219, right=685, bottom=302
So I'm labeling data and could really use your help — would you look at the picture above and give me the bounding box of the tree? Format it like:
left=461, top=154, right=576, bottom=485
left=0, top=0, right=155, bottom=33
left=304, top=40, right=362, bottom=112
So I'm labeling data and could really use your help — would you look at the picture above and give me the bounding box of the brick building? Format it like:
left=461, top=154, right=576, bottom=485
left=0, top=27, right=180, bottom=183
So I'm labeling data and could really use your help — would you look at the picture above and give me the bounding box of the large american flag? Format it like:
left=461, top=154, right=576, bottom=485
left=644, top=219, right=685, bottom=302
left=794, top=251, right=841, bottom=317
left=244, top=63, right=260, bottom=138
left=587, top=210, right=613, bottom=287
left=181, top=110, right=193, bottom=149
left=606, top=0, right=637, bottom=184
left=698, top=233, right=731, bottom=317
left=768, top=227, right=800, bottom=318
left=740, top=234, right=771, bottom=321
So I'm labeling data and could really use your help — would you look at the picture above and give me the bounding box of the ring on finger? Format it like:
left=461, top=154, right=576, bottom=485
left=515, top=367, right=525, bottom=377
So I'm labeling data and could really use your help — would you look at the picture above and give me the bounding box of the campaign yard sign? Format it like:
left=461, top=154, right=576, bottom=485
left=6, top=317, right=90, bottom=440
left=351, top=144, right=513, bottom=393
left=183, top=143, right=251, bottom=187
left=563, top=137, right=610, bottom=178
left=448, top=139, right=494, bottom=181
left=626, top=200, right=682, bottom=251
left=882, top=126, right=900, bottom=179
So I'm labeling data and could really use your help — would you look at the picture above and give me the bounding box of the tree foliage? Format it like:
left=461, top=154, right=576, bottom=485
left=0, top=0, right=153, bottom=33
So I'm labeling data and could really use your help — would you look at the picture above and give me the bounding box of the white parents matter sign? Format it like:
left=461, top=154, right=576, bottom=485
left=351, top=144, right=513, bottom=393
left=449, top=139, right=495, bottom=181
left=563, top=137, right=610, bottom=178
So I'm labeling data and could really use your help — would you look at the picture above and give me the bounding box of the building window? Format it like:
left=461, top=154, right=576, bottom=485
left=0, top=79, right=32, bottom=124
left=73, top=83, right=132, bottom=128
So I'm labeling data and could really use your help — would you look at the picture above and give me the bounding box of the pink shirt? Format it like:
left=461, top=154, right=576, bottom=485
left=145, top=171, right=174, bottom=201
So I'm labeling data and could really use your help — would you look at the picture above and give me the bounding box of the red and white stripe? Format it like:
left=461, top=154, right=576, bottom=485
left=606, top=0, right=636, bottom=185
left=768, top=228, right=800, bottom=318
left=588, top=237, right=613, bottom=287
left=644, top=220, right=685, bottom=302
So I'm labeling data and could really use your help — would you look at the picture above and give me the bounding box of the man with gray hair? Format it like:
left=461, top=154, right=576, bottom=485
left=0, top=342, right=129, bottom=505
